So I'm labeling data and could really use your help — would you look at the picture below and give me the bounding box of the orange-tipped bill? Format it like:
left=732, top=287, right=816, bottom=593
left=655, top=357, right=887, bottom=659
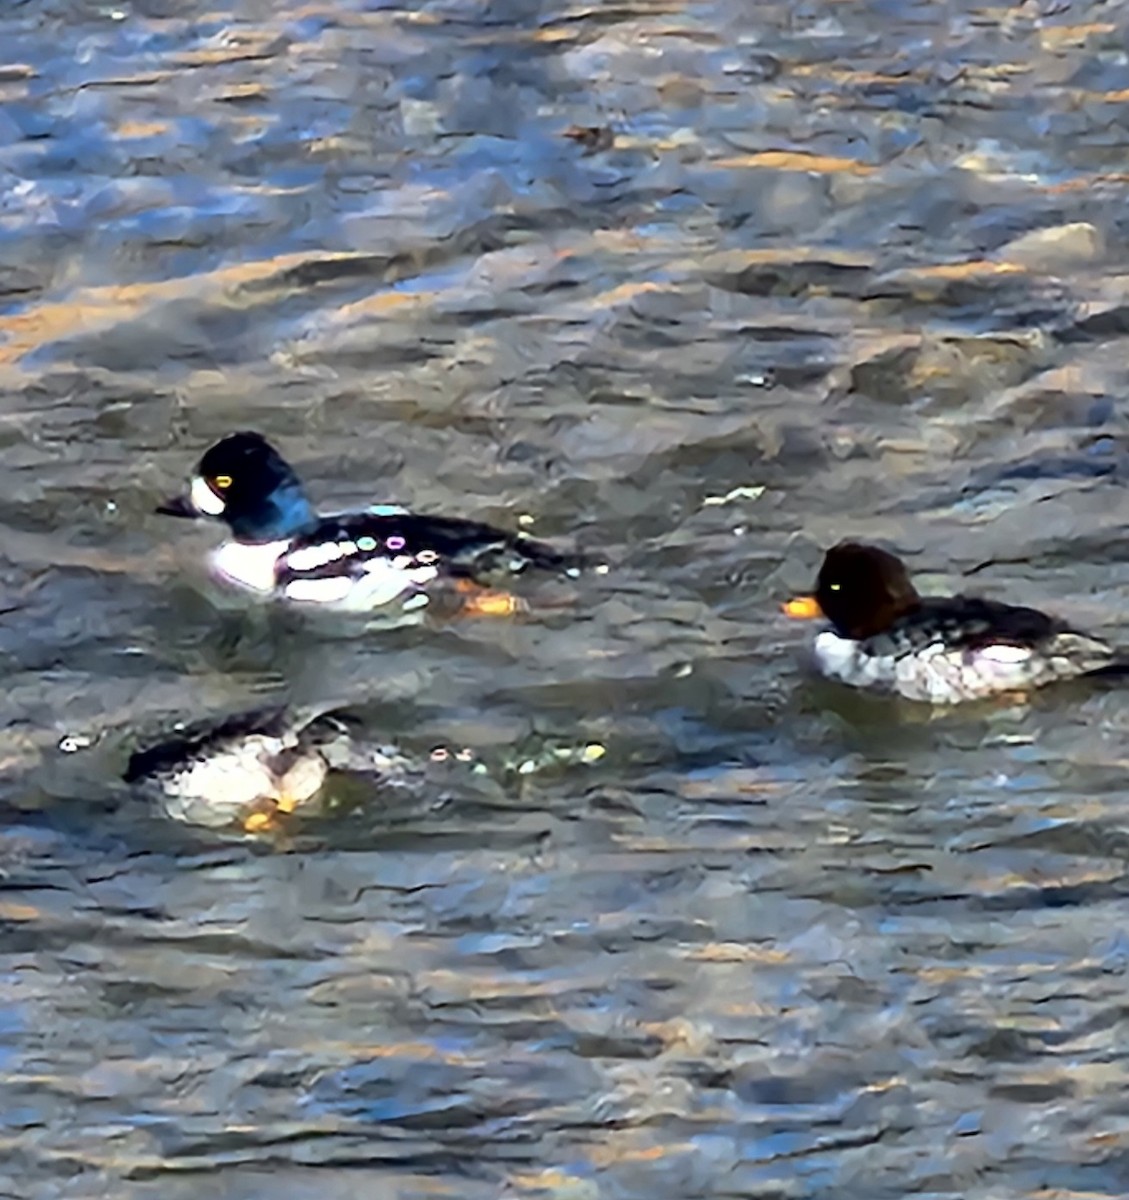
left=782, top=595, right=823, bottom=620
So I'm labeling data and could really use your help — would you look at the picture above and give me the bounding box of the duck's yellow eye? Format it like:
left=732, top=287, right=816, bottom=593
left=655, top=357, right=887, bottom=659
left=214, top=474, right=233, bottom=490
left=829, top=582, right=841, bottom=591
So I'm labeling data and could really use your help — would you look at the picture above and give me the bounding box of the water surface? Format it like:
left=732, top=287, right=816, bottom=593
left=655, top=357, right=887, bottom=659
left=4, top=0, right=1129, bottom=1195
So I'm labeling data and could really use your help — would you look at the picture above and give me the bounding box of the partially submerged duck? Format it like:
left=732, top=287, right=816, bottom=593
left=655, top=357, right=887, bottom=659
left=124, top=706, right=407, bottom=832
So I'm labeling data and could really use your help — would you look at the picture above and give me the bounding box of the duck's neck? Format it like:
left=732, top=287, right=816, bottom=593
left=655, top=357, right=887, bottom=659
left=230, top=482, right=318, bottom=543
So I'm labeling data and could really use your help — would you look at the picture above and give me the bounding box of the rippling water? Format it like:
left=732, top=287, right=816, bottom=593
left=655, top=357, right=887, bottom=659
left=6, top=0, right=1129, bottom=1195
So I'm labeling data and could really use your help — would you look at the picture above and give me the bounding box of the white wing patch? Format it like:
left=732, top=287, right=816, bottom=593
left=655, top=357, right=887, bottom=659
left=282, top=557, right=439, bottom=610
left=287, top=540, right=359, bottom=572
left=976, top=644, right=1032, bottom=665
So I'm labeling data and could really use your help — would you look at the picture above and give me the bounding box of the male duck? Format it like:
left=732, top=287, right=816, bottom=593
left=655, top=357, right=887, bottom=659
left=157, top=431, right=584, bottom=612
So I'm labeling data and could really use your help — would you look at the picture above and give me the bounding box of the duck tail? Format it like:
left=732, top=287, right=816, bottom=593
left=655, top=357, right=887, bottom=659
left=1083, top=659, right=1129, bottom=680
left=510, top=533, right=605, bottom=579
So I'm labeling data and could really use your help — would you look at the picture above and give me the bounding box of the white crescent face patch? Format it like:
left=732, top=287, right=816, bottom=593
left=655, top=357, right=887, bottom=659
left=191, top=474, right=227, bottom=517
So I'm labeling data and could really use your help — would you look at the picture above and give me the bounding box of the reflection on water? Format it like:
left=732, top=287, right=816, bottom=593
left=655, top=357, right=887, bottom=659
left=5, top=0, right=1129, bottom=1194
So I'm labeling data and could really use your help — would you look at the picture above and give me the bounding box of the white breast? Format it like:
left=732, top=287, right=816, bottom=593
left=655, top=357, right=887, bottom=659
left=209, top=540, right=289, bottom=594
left=813, top=630, right=894, bottom=689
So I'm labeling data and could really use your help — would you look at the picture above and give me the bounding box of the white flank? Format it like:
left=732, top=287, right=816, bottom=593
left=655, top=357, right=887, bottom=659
left=813, top=629, right=1041, bottom=704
